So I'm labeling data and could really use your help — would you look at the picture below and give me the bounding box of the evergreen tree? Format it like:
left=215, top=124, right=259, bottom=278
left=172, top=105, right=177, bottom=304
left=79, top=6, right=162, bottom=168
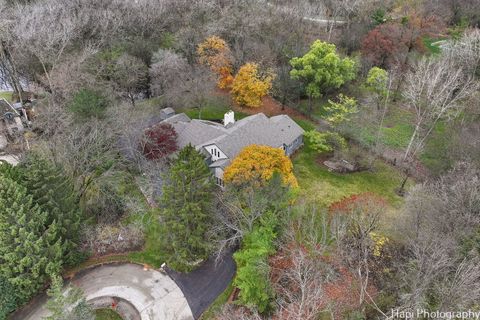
left=44, top=274, right=94, bottom=320
left=0, top=276, right=18, bottom=320
left=0, top=175, right=63, bottom=303
left=160, top=144, right=215, bottom=272
left=18, top=155, right=83, bottom=265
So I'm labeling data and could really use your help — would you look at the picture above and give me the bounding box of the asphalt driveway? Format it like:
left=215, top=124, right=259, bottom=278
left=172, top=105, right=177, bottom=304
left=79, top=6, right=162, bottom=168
left=166, top=250, right=236, bottom=319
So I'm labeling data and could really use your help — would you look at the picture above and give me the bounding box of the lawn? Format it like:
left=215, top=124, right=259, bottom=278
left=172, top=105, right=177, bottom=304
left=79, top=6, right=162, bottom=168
left=423, top=37, right=446, bottom=54
left=127, top=209, right=167, bottom=268
left=181, top=102, right=247, bottom=121
left=0, top=91, right=12, bottom=101
left=295, top=98, right=330, bottom=120
left=293, top=144, right=406, bottom=209
left=95, top=308, right=123, bottom=320
left=348, top=106, right=415, bottom=150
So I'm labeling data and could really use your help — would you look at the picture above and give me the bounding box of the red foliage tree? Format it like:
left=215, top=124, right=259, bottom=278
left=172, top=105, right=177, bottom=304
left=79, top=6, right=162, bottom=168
left=361, top=23, right=400, bottom=68
left=141, top=123, right=178, bottom=160
left=361, top=13, right=443, bottom=70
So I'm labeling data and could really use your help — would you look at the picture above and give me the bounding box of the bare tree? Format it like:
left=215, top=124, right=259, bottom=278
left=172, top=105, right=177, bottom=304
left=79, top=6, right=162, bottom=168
left=149, top=49, right=189, bottom=98
left=210, top=177, right=290, bottom=260
left=215, top=304, right=262, bottom=320
left=331, top=194, right=385, bottom=306
left=272, top=234, right=327, bottom=320
left=445, top=28, right=480, bottom=77
left=112, top=53, right=148, bottom=107
left=394, top=163, right=480, bottom=313
left=402, top=55, right=478, bottom=162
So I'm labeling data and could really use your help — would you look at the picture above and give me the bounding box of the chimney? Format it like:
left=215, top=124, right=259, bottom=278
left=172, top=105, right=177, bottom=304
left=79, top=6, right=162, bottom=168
left=223, top=110, right=235, bottom=127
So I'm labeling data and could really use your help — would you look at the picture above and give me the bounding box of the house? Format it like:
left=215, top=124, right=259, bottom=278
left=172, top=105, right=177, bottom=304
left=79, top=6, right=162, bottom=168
left=0, top=99, right=24, bottom=138
left=160, top=109, right=305, bottom=186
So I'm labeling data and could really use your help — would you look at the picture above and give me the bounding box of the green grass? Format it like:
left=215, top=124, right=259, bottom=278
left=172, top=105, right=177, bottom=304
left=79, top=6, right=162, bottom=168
left=128, top=210, right=167, bottom=268
left=181, top=103, right=247, bottom=121
left=423, top=37, right=446, bottom=54
left=295, top=98, right=330, bottom=120
left=95, top=308, right=123, bottom=320
left=349, top=106, right=415, bottom=150
left=419, top=121, right=455, bottom=175
left=0, top=91, right=12, bottom=102
left=294, top=118, right=316, bottom=131
left=293, top=144, right=405, bottom=208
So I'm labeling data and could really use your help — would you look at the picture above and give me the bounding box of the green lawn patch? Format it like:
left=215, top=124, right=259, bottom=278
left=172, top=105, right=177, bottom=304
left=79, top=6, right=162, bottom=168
left=423, top=37, right=446, bottom=54
left=295, top=98, right=330, bottom=120
left=419, top=121, right=454, bottom=175
left=293, top=145, right=405, bottom=208
left=0, top=91, right=12, bottom=102
left=348, top=106, right=414, bottom=150
left=128, top=210, right=166, bottom=268
left=182, top=103, right=247, bottom=121
left=95, top=308, right=123, bottom=320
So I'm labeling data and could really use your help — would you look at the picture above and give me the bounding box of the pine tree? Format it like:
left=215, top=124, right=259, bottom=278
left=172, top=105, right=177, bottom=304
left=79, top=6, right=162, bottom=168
left=0, top=175, right=63, bottom=303
left=44, top=274, right=94, bottom=320
left=160, top=144, right=215, bottom=272
left=19, top=155, right=83, bottom=265
left=0, top=276, right=18, bottom=319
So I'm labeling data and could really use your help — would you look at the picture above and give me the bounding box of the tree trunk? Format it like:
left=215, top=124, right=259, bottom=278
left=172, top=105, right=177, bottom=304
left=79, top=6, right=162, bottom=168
left=1, top=40, right=24, bottom=103
left=393, top=44, right=414, bottom=101
left=404, top=123, right=420, bottom=161
left=308, top=95, right=313, bottom=114
left=398, top=171, right=409, bottom=195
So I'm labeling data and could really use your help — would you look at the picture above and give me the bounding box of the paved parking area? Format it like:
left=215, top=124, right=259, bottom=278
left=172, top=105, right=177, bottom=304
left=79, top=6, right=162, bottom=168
left=16, top=263, right=193, bottom=320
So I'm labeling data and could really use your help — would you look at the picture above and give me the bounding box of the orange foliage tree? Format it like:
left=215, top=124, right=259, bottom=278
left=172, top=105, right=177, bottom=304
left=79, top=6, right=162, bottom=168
left=231, top=63, right=274, bottom=108
left=223, top=145, right=297, bottom=187
left=197, top=36, right=234, bottom=89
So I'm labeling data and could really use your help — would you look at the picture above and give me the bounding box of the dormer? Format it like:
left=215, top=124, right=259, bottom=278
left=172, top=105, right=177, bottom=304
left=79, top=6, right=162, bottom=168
left=203, top=144, right=227, bottom=162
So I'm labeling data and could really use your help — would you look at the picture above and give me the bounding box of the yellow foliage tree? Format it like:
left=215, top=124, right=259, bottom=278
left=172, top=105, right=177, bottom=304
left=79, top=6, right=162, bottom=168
left=231, top=63, right=274, bottom=108
left=223, top=145, right=298, bottom=187
left=197, top=36, right=234, bottom=89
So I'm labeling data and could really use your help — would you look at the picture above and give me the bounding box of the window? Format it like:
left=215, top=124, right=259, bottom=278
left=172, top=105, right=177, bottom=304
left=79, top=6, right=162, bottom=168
left=215, top=177, right=224, bottom=187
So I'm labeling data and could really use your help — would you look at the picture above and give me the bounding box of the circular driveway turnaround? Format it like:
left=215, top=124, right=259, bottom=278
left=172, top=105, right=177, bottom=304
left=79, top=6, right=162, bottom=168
left=20, top=263, right=194, bottom=320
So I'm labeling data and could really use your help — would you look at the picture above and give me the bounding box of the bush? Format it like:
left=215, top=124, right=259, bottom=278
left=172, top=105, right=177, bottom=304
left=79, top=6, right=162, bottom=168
left=305, top=130, right=347, bottom=153
left=68, top=88, right=109, bottom=119
left=81, top=224, right=144, bottom=256
left=140, top=123, right=178, bottom=160
left=234, top=224, right=276, bottom=313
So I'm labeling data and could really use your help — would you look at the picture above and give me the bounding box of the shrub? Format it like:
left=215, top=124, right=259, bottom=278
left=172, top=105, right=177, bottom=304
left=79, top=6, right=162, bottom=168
left=140, top=123, right=178, bottom=160
left=68, top=88, right=109, bottom=119
left=80, top=224, right=144, bottom=256
left=234, top=224, right=276, bottom=313
left=305, top=130, right=347, bottom=153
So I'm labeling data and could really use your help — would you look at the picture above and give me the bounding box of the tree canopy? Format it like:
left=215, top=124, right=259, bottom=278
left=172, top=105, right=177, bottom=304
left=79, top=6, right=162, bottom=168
left=223, top=145, right=298, bottom=187
left=160, top=144, right=215, bottom=272
left=290, top=40, right=356, bottom=111
left=231, top=63, right=274, bottom=108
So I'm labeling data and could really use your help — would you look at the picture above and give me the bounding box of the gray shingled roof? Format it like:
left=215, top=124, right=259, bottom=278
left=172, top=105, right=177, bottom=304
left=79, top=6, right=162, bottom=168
left=199, top=113, right=304, bottom=161
left=160, top=112, right=304, bottom=168
left=163, top=114, right=227, bottom=148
